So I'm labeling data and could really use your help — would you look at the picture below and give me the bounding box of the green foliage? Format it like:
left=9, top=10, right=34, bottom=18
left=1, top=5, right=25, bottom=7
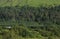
left=0, top=4, right=60, bottom=39
left=0, top=5, right=60, bottom=25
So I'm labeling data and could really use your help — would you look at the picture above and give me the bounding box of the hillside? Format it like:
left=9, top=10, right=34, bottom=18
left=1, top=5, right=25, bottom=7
left=0, top=0, right=60, bottom=7
left=0, top=0, right=60, bottom=39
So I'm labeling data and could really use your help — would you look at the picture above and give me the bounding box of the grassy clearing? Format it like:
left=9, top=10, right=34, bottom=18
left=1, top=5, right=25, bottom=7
left=0, top=0, right=60, bottom=7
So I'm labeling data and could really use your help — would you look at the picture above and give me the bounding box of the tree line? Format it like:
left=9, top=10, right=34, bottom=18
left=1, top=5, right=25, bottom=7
left=0, top=5, right=60, bottom=25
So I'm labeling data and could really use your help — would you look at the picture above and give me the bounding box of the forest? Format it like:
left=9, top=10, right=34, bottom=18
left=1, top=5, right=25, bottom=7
left=0, top=5, right=60, bottom=39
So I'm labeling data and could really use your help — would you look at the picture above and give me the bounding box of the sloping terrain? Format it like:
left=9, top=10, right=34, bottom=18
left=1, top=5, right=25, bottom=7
left=0, top=0, right=60, bottom=39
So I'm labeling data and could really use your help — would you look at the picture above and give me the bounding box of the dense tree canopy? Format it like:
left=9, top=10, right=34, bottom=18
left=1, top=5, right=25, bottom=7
left=0, top=5, right=60, bottom=39
left=0, top=5, right=60, bottom=25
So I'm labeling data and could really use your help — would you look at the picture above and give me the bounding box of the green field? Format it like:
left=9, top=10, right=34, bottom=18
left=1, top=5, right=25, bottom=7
left=0, top=0, right=60, bottom=7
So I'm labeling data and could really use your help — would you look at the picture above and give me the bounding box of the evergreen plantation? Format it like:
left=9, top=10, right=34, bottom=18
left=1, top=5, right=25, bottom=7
left=0, top=0, right=60, bottom=39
